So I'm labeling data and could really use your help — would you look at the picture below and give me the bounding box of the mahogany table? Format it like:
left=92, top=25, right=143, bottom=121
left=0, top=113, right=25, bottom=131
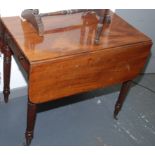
left=0, top=11, right=152, bottom=145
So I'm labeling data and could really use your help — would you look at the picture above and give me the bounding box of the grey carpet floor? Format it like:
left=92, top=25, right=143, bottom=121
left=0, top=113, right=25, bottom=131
left=0, top=74, right=155, bottom=146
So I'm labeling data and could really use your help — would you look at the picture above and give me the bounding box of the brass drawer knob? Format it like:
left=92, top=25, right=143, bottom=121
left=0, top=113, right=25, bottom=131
left=18, top=55, right=25, bottom=60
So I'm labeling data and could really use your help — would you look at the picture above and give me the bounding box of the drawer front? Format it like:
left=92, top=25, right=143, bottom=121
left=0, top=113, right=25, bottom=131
left=4, top=32, right=30, bottom=73
left=29, top=42, right=152, bottom=104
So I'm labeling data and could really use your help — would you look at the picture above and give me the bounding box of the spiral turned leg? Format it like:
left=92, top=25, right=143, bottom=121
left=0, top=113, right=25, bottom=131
left=94, top=16, right=104, bottom=44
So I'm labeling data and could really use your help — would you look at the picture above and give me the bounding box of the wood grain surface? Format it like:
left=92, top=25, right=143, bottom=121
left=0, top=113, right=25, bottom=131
left=29, top=42, right=152, bottom=103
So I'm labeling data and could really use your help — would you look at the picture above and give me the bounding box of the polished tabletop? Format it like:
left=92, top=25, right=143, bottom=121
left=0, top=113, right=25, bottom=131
left=1, top=11, right=150, bottom=63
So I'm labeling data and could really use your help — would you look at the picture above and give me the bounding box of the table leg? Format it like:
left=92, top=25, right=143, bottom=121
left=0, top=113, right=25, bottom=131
left=114, top=80, right=132, bottom=120
left=3, top=45, right=12, bottom=103
left=25, top=101, right=37, bottom=146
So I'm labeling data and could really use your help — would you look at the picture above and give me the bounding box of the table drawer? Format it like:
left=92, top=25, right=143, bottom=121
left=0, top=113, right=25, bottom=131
left=4, top=32, right=30, bottom=73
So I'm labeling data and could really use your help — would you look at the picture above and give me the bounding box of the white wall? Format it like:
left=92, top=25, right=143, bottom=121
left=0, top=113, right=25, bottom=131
left=0, top=54, right=27, bottom=92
